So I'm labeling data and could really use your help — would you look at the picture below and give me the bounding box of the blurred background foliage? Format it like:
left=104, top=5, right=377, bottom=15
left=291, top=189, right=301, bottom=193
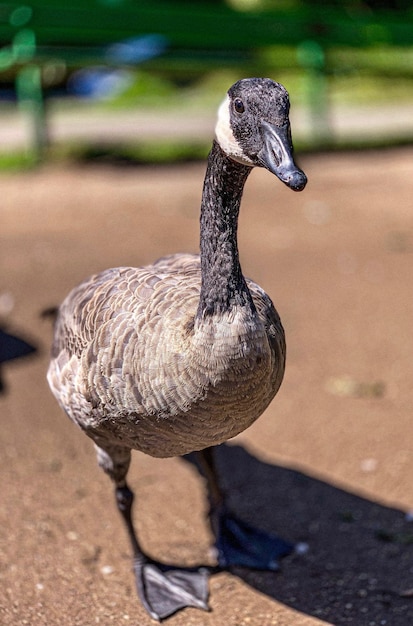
left=0, top=0, right=412, bottom=167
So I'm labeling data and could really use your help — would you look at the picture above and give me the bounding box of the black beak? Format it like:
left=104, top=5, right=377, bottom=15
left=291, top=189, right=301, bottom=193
left=259, top=121, right=307, bottom=192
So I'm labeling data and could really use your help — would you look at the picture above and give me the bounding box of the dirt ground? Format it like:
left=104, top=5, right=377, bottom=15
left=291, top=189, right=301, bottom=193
left=1, top=146, right=413, bottom=626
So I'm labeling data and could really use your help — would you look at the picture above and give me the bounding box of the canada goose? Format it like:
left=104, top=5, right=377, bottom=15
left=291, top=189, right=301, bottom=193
left=47, top=77, right=307, bottom=621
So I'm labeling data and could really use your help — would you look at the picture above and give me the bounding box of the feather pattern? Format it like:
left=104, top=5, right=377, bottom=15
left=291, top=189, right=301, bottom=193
left=48, top=252, right=285, bottom=458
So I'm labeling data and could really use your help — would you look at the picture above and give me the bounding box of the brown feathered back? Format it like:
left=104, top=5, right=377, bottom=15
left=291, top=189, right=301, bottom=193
left=48, top=253, right=285, bottom=458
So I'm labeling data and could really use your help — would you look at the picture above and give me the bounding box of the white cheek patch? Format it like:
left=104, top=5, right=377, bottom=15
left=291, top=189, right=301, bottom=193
left=215, top=95, right=254, bottom=167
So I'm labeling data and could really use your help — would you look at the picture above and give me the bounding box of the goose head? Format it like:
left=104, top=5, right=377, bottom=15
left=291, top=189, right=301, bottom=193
left=215, top=77, right=307, bottom=192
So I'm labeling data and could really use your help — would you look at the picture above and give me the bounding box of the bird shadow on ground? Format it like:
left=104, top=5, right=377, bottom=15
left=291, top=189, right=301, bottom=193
left=186, top=444, right=413, bottom=625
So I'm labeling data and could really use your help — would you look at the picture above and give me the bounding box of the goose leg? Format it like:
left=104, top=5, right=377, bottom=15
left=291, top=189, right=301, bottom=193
left=95, top=443, right=209, bottom=621
left=196, top=446, right=294, bottom=571
left=116, top=485, right=209, bottom=621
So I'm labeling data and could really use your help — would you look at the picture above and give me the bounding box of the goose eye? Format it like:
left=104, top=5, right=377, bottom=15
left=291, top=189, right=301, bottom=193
left=233, top=98, right=245, bottom=114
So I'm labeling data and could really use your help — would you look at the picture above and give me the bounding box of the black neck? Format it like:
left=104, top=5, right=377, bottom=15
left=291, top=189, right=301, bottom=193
left=196, top=140, right=255, bottom=319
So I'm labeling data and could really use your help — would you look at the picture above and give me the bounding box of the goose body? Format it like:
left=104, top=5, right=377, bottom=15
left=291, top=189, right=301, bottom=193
left=49, top=253, right=284, bottom=458
left=47, top=78, right=307, bottom=620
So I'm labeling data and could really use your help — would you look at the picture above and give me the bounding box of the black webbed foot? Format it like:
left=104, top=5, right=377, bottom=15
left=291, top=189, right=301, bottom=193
left=133, top=558, right=210, bottom=621
left=115, top=484, right=210, bottom=620
left=191, top=448, right=294, bottom=572
left=213, top=506, right=294, bottom=571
